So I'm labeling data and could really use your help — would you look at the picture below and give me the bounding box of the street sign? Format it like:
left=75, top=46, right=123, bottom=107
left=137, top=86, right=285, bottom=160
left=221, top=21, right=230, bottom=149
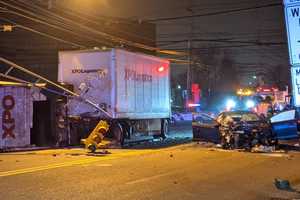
left=283, top=0, right=300, bottom=65
left=291, top=66, right=300, bottom=106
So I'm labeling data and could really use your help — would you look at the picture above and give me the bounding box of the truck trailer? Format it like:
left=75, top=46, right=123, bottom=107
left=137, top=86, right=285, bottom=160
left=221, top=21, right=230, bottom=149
left=58, top=48, right=171, bottom=149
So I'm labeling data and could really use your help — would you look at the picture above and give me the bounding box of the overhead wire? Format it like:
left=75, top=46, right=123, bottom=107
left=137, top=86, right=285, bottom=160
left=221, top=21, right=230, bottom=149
left=0, top=16, right=86, bottom=48
left=157, top=38, right=285, bottom=46
left=13, top=0, right=120, bottom=38
left=0, top=0, right=185, bottom=56
left=41, top=0, right=156, bottom=43
left=0, top=0, right=287, bottom=67
left=23, top=0, right=284, bottom=49
left=146, top=2, right=282, bottom=22
left=0, top=7, right=114, bottom=47
left=0, top=16, right=190, bottom=64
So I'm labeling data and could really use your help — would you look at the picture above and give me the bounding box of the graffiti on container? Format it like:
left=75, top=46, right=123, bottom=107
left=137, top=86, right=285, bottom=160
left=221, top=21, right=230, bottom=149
left=125, top=68, right=152, bottom=82
left=2, top=95, right=15, bottom=139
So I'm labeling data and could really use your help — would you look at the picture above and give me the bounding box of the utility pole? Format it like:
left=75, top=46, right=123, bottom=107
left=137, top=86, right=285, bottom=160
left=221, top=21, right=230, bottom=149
left=186, top=0, right=194, bottom=110
left=187, top=40, right=191, bottom=93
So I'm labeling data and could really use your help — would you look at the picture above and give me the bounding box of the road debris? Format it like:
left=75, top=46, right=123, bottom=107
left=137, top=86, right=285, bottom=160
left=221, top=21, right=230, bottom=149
left=251, top=145, right=275, bottom=153
left=68, top=153, right=81, bottom=156
left=86, top=150, right=111, bottom=157
left=274, top=178, right=300, bottom=193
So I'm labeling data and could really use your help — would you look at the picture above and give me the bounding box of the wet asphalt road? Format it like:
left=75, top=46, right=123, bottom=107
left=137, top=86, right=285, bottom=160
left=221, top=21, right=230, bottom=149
left=1, top=141, right=300, bottom=200
left=1, top=122, right=300, bottom=200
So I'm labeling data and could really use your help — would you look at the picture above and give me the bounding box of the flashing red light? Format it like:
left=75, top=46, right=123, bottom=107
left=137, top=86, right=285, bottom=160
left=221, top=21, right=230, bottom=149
left=158, top=66, right=165, bottom=72
left=263, top=89, right=271, bottom=92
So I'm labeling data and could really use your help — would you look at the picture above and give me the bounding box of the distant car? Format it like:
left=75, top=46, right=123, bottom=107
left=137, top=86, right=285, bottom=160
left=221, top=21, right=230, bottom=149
left=171, top=112, right=192, bottom=124
left=193, top=110, right=299, bottom=146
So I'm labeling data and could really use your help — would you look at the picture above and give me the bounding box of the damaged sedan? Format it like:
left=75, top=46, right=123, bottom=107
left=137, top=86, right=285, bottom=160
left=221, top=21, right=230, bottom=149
left=193, top=110, right=299, bottom=150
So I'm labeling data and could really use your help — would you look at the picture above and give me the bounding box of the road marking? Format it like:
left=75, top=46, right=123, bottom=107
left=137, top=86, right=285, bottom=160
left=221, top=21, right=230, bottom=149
left=95, top=164, right=113, bottom=167
left=0, top=157, right=100, bottom=177
left=81, top=163, right=113, bottom=167
left=126, top=171, right=176, bottom=185
left=0, top=150, right=156, bottom=177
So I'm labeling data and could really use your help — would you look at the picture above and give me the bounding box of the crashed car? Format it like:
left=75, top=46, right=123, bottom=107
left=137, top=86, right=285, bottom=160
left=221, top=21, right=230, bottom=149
left=193, top=110, right=299, bottom=149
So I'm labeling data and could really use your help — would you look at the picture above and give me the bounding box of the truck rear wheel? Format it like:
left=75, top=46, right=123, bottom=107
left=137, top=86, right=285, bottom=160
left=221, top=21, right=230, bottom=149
left=161, top=119, right=169, bottom=139
left=112, top=123, right=124, bottom=146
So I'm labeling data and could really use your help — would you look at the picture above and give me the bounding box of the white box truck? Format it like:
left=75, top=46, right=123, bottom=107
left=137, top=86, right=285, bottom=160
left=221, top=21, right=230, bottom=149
left=58, top=48, right=170, bottom=147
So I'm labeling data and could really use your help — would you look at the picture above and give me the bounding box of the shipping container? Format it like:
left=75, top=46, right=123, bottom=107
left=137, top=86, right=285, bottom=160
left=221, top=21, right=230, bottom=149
left=0, top=86, right=32, bottom=149
left=58, top=49, right=171, bottom=145
left=58, top=48, right=171, bottom=119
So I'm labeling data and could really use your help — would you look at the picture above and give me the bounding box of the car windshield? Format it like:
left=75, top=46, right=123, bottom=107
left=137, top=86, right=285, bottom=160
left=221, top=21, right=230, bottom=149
left=194, top=114, right=215, bottom=124
left=225, top=113, right=260, bottom=122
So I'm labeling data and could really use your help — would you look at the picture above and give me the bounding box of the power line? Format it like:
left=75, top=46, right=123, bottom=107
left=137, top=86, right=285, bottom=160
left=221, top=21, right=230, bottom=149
left=0, top=0, right=185, bottom=56
left=4, top=11, right=113, bottom=47
left=146, top=3, right=282, bottom=22
left=157, top=38, right=285, bottom=46
left=0, top=7, right=114, bottom=47
left=162, top=43, right=285, bottom=51
left=0, top=17, right=86, bottom=48
left=0, top=18, right=190, bottom=64
left=15, top=0, right=155, bottom=44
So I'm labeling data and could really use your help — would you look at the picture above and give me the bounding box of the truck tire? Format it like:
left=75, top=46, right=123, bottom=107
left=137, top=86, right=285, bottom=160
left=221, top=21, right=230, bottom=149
left=112, top=123, right=125, bottom=146
left=161, top=119, right=169, bottom=139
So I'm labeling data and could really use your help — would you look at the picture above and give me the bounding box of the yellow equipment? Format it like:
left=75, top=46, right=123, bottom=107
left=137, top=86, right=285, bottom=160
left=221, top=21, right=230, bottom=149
left=81, top=120, right=110, bottom=152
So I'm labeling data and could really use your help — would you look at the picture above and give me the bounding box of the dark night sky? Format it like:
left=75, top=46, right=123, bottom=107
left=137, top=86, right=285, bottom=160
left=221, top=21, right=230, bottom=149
left=1, top=0, right=291, bottom=91
left=59, top=0, right=289, bottom=88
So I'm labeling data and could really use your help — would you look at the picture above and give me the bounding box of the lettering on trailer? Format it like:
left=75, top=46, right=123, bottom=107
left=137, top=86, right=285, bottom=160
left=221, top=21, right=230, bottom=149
left=284, top=2, right=300, bottom=65
left=125, top=68, right=152, bottom=82
left=2, top=95, right=15, bottom=139
left=71, top=68, right=107, bottom=78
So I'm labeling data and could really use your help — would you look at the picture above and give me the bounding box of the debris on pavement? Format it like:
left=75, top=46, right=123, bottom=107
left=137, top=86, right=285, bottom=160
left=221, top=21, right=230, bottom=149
left=251, top=145, right=276, bottom=153
left=101, top=150, right=111, bottom=154
left=86, top=149, right=111, bottom=156
left=274, top=178, right=296, bottom=192
left=68, top=153, right=81, bottom=156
